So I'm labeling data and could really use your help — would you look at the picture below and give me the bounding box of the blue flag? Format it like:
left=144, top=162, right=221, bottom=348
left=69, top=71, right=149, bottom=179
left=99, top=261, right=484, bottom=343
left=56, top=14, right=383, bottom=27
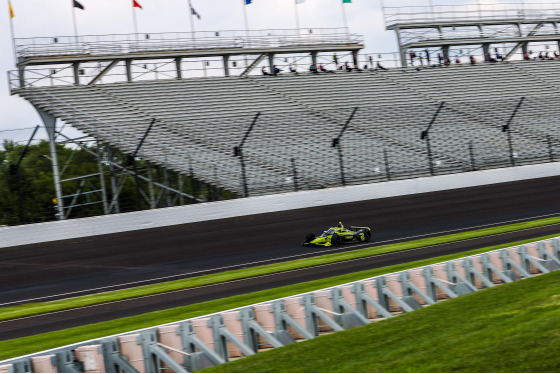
left=245, top=0, right=252, bottom=4
left=191, top=6, right=201, bottom=19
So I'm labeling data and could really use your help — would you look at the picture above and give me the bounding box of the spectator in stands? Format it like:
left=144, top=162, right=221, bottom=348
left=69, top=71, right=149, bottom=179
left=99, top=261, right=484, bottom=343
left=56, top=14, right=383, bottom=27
left=455, top=58, right=462, bottom=64
left=425, top=49, right=431, bottom=65
left=272, top=65, right=281, bottom=76
left=318, top=64, right=333, bottom=73
left=444, top=57, right=451, bottom=66
left=289, top=64, right=296, bottom=73
left=376, top=62, right=388, bottom=71
left=369, top=55, right=373, bottom=68
left=261, top=67, right=269, bottom=75
left=554, top=51, right=560, bottom=59
left=409, top=51, right=416, bottom=65
left=469, top=55, right=476, bottom=65
left=538, top=52, right=544, bottom=59
left=495, top=48, right=503, bottom=61
left=345, top=62, right=352, bottom=72
left=523, top=52, right=531, bottom=60
left=309, top=62, right=318, bottom=73
left=437, top=53, right=443, bottom=66
left=419, top=54, right=424, bottom=67
left=333, top=54, right=339, bottom=69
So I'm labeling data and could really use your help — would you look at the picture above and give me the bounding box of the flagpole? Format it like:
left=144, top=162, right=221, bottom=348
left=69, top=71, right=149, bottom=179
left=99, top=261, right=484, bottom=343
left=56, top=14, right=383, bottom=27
left=293, top=0, right=301, bottom=34
left=7, top=0, right=17, bottom=66
left=71, top=0, right=79, bottom=44
left=187, top=0, right=195, bottom=35
left=132, top=2, right=139, bottom=40
left=341, top=0, right=348, bottom=34
left=241, top=0, right=250, bottom=46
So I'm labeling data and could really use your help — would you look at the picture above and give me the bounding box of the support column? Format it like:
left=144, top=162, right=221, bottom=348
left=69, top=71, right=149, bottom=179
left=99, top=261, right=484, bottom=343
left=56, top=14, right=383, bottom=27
left=268, top=53, right=275, bottom=72
left=96, top=139, right=109, bottom=215
left=175, top=57, right=183, bottom=79
left=223, top=55, right=230, bottom=77
left=106, top=146, right=120, bottom=213
left=125, top=59, right=133, bottom=82
left=37, top=108, right=64, bottom=220
left=310, top=51, right=317, bottom=67
left=395, top=28, right=407, bottom=67
left=482, top=43, right=490, bottom=61
left=442, top=45, right=450, bottom=61
left=521, top=42, right=528, bottom=57
left=18, top=65, right=25, bottom=89
left=73, top=62, right=81, bottom=85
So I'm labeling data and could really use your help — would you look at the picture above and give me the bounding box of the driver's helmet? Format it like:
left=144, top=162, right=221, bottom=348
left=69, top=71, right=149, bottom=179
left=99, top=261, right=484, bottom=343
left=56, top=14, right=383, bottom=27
left=338, top=222, right=344, bottom=229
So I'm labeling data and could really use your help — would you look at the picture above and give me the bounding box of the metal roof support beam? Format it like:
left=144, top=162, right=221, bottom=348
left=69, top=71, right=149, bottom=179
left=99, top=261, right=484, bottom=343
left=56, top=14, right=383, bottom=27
left=89, top=59, right=121, bottom=85
left=36, top=108, right=64, bottom=220
left=175, top=57, right=183, bottom=79
left=73, top=62, right=80, bottom=85
left=268, top=53, right=275, bottom=72
left=222, top=55, right=230, bottom=77
left=125, top=59, right=133, bottom=82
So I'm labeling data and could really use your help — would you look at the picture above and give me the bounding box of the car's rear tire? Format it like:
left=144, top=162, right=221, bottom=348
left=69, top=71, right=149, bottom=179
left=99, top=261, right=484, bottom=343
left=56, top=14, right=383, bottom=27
left=364, top=230, right=371, bottom=242
left=306, top=233, right=316, bottom=242
left=331, top=233, right=341, bottom=246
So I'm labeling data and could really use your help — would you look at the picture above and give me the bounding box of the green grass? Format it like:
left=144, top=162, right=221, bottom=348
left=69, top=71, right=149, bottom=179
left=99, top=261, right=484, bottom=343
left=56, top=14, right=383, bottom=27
left=2, top=216, right=560, bottom=323
left=205, top=270, right=560, bottom=373
left=0, top=233, right=558, bottom=361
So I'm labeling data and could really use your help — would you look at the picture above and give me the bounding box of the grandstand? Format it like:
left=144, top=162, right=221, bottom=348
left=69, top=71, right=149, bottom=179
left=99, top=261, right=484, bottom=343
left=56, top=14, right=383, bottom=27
left=7, top=2, right=560, bottom=218
left=11, top=59, right=560, bottom=198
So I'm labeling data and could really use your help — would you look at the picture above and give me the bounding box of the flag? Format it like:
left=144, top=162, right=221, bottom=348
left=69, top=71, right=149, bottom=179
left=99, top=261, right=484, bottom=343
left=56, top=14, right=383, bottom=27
left=245, top=0, right=252, bottom=4
left=8, top=1, right=14, bottom=18
left=296, top=0, right=306, bottom=3
left=191, top=5, right=201, bottom=20
left=73, top=0, right=85, bottom=10
left=343, top=0, right=352, bottom=3
left=133, top=0, right=142, bottom=9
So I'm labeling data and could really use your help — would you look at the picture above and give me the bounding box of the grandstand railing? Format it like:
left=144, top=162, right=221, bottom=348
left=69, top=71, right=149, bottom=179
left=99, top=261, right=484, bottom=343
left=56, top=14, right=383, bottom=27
left=14, top=28, right=358, bottom=59
left=384, top=2, right=560, bottom=26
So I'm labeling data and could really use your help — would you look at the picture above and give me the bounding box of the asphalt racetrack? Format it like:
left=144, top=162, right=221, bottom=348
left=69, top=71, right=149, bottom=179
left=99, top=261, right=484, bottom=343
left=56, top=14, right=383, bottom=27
left=0, top=176, right=560, bottom=340
left=1, top=176, right=560, bottom=307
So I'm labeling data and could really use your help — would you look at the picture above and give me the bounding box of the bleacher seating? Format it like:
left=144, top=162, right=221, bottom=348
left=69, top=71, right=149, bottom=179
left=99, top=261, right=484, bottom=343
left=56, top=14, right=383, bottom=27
left=15, top=59, right=560, bottom=196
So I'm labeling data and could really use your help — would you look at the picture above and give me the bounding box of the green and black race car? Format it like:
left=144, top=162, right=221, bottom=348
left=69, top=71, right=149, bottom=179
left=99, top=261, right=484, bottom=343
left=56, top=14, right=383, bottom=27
left=302, top=222, right=371, bottom=247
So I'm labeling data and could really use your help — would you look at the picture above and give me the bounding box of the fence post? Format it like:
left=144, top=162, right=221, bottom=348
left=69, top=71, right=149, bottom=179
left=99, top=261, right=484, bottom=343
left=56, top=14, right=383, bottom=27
left=421, top=102, right=445, bottom=176
left=332, top=107, right=359, bottom=187
left=502, top=97, right=525, bottom=167
left=469, top=140, right=477, bottom=171
left=383, top=149, right=391, bottom=181
left=291, top=158, right=299, bottom=192
left=547, top=135, right=554, bottom=162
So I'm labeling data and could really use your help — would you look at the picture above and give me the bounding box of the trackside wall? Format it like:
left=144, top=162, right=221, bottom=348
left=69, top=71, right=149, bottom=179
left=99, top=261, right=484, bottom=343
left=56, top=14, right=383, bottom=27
left=1, top=162, right=559, bottom=248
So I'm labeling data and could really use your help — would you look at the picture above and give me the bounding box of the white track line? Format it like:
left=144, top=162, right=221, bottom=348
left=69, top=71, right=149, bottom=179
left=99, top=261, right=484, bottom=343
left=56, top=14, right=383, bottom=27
left=2, top=221, right=557, bottom=324
left=2, top=211, right=559, bottom=307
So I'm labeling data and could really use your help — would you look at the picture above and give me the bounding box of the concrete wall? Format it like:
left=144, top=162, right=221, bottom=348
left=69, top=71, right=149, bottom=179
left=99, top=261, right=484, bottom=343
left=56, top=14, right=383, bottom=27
left=1, top=162, right=558, bottom=248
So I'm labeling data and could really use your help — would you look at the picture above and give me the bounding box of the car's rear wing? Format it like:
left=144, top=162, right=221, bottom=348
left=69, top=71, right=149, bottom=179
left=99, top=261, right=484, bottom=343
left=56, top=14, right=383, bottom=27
left=350, top=226, right=370, bottom=231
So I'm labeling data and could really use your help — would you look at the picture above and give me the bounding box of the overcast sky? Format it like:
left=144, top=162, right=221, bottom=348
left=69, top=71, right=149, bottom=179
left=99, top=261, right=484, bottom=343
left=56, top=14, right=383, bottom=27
left=0, top=0, right=552, bottom=142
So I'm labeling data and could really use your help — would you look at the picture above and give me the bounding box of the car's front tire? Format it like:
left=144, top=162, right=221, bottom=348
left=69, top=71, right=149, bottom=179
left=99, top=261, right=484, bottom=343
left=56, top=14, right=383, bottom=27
left=364, top=230, right=371, bottom=242
left=331, top=233, right=341, bottom=246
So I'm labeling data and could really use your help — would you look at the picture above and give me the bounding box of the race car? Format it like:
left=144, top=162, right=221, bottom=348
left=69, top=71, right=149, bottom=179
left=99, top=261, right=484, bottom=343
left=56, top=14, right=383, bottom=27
left=302, top=222, right=371, bottom=247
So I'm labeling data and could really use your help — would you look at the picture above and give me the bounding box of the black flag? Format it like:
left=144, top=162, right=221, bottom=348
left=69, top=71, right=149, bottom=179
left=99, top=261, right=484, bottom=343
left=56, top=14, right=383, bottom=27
left=73, top=0, right=85, bottom=10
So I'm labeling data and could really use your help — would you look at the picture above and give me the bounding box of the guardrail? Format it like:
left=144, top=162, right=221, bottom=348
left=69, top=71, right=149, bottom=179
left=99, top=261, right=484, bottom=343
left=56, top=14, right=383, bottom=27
left=14, top=28, right=360, bottom=59
left=384, top=2, right=560, bottom=26
left=1, top=237, right=559, bottom=372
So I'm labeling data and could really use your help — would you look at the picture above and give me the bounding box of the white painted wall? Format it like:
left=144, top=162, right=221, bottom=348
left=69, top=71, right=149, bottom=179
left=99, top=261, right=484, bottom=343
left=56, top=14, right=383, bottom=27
left=1, top=162, right=559, bottom=248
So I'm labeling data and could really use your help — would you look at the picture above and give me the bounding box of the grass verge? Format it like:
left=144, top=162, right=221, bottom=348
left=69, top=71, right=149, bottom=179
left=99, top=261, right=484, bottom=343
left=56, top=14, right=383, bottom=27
left=1, top=216, right=560, bottom=323
left=0, top=233, right=558, bottom=361
left=205, top=270, right=560, bottom=373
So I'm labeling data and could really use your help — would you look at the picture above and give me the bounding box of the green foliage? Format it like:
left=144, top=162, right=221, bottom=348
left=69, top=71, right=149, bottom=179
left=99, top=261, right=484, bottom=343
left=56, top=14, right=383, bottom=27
left=0, top=140, right=232, bottom=225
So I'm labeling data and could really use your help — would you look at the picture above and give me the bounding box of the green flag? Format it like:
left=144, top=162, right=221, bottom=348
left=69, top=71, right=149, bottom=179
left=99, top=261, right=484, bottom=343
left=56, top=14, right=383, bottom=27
left=343, top=0, right=351, bottom=3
